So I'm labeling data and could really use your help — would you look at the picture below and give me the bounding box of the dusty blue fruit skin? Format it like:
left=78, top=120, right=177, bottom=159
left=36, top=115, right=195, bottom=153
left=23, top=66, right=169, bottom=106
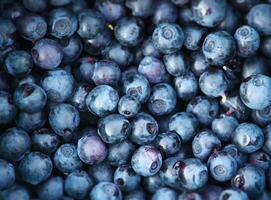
left=88, top=163, right=113, bottom=183
left=247, top=4, right=271, bottom=36
left=118, top=95, right=141, bottom=118
left=13, top=83, right=47, bottom=113
left=178, top=192, right=203, bottom=200
left=124, top=188, right=146, bottom=200
left=230, top=0, right=259, bottom=11
left=86, top=85, right=119, bottom=117
left=96, top=0, right=126, bottom=22
left=49, top=103, right=80, bottom=137
left=190, top=51, right=210, bottom=77
left=106, top=140, right=136, bottom=167
left=231, top=165, right=265, bottom=198
left=219, top=189, right=249, bottom=200
left=240, top=74, right=271, bottom=110
left=131, top=145, right=162, bottom=176
left=202, top=31, right=236, bottom=65
left=114, top=17, right=144, bottom=47
left=152, top=23, right=184, bottom=54
left=68, top=83, right=91, bottom=112
left=41, top=69, right=75, bottom=102
left=32, top=39, right=62, bottom=70
left=177, top=158, right=208, bottom=190
left=163, top=52, right=188, bottom=77
left=0, top=91, right=17, bottom=124
left=4, top=50, right=33, bottom=77
left=152, top=187, right=177, bottom=200
left=37, top=176, right=64, bottom=200
left=143, top=174, right=164, bottom=193
left=0, top=159, right=15, bottom=190
left=77, top=135, right=108, bottom=165
left=142, top=37, right=161, bottom=58
left=263, top=125, right=271, bottom=155
left=0, top=127, right=31, bottom=162
left=74, top=57, right=95, bottom=83
left=261, top=36, right=271, bottom=58
left=251, top=105, right=271, bottom=127
left=2, top=2, right=26, bottom=20
left=248, top=151, right=271, bottom=171
left=50, top=0, right=71, bottom=6
left=154, top=131, right=182, bottom=155
left=192, top=130, right=221, bottom=161
left=90, top=182, right=122, bottom=200
left=64, top=170, right=93, bottom=200
left=152, top=1, right=178, bottom=25
left=129, top=112, right=158, bottom=145
left=122, top=73, right=151, bottom=103
left=113, top=164, right=141, bottom=192
left=125, top=0, right=154, bottom=18
left=32, top=128, right=60, bottom=154
left=0, top=184, right=30, bottom=200
left=183, top=24, right=207, bottom=51
left=22, top=0, right=47, bottom=12
left=18, top=152, right=53, bottom=185
left=92, top=60, right=121, bottom=86
left=168, top=112, right=199, bottom=142
left=232, top=123, right=264, bottom=153
left=192, top=0, right=226, bottom=28
left=77, top=9, right=105, bottom=39
left=222, top=144, right=247, bottom=167
left=54, top=144, right=82, bottom=174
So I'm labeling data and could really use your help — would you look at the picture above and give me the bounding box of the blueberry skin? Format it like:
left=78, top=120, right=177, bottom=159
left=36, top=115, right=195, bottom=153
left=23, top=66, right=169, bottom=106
left=69, top=83, right=92, bottom=112
left=74, top=57, right=95, bottom=83
left=2, top=2, right=26, bottom=20
left=18, top=152, right=53, bottom=185
left=0, top=17, right=16, bottom=49
left=186, top=96, right=219, bottom=125
left=37, top=176, right=64, bottom=200
left=129, top=112, right=158, bottom=145
left=118, top=95, right=141, bottom=118
left=122, top=73, right=151, bottom=103
left=263, top=125, right=271, bottom=155
left=248, top=151, right=271, bottom=171
left=231, top=165, right=265, bottom=198
left=247, top=4, right=271, bottom=36
left=49, top=103, right=80, bottom=136
left=143, top=174, right=164, bottom=193
left=178, top=192, right=203, bottom=200
left=124, top=188, right=146, bottom=200
left=183, top=25, right=207, bottom=51
left=49, top=8, right=78, bottom=39
left=54, top=144, right=82, bottom=174
left=142, top=37, right=161, bottom=58
left=168, top=112, right=199, bottom=142
left=77, top=135, right=108, bottom=165
left=0, top=127, right=31, bottom=161
left=212, top=114, right=239, bottom=142
left=125, top=0, right=154, bottom=18
left=240, top=74, right=271, bottom=110
left=219, top=189, right=249, bottom=200
left=41, top=69, right=75, bottom=102
left=90, top=182, right=122, bottom=200
left=202, top=31, right=236, bottom=65
left=192, top=0, right=226, bottom=27
left=131, top=145, right=162, bottom=176
left=190, top=51, right=210, bottom=77
left=106, top=140, right=135, bottom=166
left=0, top=91, right=17, bottom=124
left=92, top=60, right=121, bottom=86
left=4, top=50, right=33, bottom=77
left=152, top=187, right=177, bottom=200
left=232, top=123, right=264, bottom=153
left=0, top=159, right=15, bottom=190
left=223, top=144, right=247, bottom=167
left=98, top=114, right=131, bottom=144
left=96, top=0, right=126, bottom=22
left=65, top=170, right=93, bottom=199
left=163, top=52, right=188, bottom=77
left=242, top=56, right=271, bottom=79
left=0, top=70, right=11, bottom=92
left=261, top=36, right=271, bottom=58
left=152, top=23, right=184, bottom=54
left=200, top=185, right=223, bottom=200
left=88, top=163, right=113, bottom=183
left=13, top=83, right=47, bottom=113
left=22, top=0, right=47, bottom=12
left=230, top=0, right=259, bottom=11
left=154, top=131, right=182, bottom=155
left=114, top=164, right=141, bottom=192
left=16, top=14, right=47, bottom=42
left=152, top=0, right=178, bottom=25
left=177, top=158, right=208, bottom=190
left=32, top=128, right=60, bottom=154
left=32, top=39, right=63, bottom=70
left=86, top=85, right=119, bottom=117
left=179, top=7, right=194, bottom=25
left=192, top=130, right=221, bottom=161
left=0, top=185, right=30, bottom=200
left=114, top=17, right=144, bottom=47
left=252, top=105, right=271, bottom=127
left=138, top=56, right=166, bottom=84
left=174, top=71, right=198, bottom=101
left=50, top=0, right=71, bottom=6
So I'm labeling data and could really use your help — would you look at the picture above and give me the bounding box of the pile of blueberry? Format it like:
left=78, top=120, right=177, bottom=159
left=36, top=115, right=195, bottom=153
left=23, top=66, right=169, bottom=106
left=1, top=0, right=271, bottom=199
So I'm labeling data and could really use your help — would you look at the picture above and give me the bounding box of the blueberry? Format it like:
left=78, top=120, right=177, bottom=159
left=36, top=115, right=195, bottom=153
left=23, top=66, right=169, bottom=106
left=96, top=0, right=126, bottom=22
left=18, top=152, right=53, bottom=185
left=50, top=0, right=71, bottom=6
left=0, top=91, right=17, bottom=124
left=114, top=17, right=144, bottom=47
left=0, top=127, right=31, bottom=161
left=202, top=31, right=236, bottom=65
left=118, top=95, right=141, bottom=118
left=232, top=123, right=264, bottom=153
left=64, top=170, right=94, bottom=199
left=152, top=0, right=178, bottom=25
left=192, top=0, right=226, bottom=27
left=178, top=192, right=203, bottom=200
left=22, top=0, right=47, bottom=12
left=125, top=0, right=154, bottom=18
left=131, top=145, right=162, bottom=176
left=219, top=189, right=249, bottom=200
left=90, top=182, right=122, bottom=200
left=183, top=24, right=207, bottom=51
left=200, top=185, right=224, bottom=200
left=261, top=36, right=271, bottom=58
left=163, top=52, right=188, bottom=77
left=179, top=6, right=194, bottom=25
left=88, top=163, right=113, bottom=183
left=142, top=37, right=161, bottom=58
left=0, top=185, right=30, bottom=200
left=248, top=151, right=271, bottom=171
left=190, top=51, right=211, bottom=77
left=152, top=23, right=184, bottom=54
left=2, top=2, right=26, bottom=20
left=252, top=105, right=271, bottom=127
left=77, top=135, right=108, bottom=165
left=143, top=174, right=164, bottom=193
left=263, top=125, right=271, bottom=155
left=230, top=0, right=259, bottom=11
left=54, top=144, right=82, bottom=174
left=86, top=85, right=119, bottom=117
left=124, top=188, right=146, bottom=200
left=0, top=159, right=15, bottom=190
left=240, top=74, right=271, bottom=110
left=74, top=57, right=95, bottom=83
left=168, top=112, right=199, bottom=142
left=152, top=187, right=177, bottom=200
left=37, top=176, right=64, bottom=200
left=223, top=144, right=247, bottom=167
left=49, top=103, right=80, bottom=137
